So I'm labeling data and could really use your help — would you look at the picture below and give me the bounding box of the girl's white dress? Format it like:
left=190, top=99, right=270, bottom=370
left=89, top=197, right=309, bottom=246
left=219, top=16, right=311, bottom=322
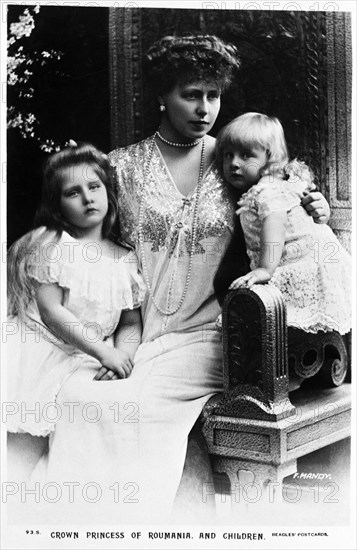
left=237, top=176, right=352, bottom=334
left=25, top=138, right=236, bottom=524
left=7, top=227, right=146, bottom=436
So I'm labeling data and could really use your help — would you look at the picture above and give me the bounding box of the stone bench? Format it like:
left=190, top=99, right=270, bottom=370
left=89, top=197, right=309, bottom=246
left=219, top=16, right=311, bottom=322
left=201, top=285, right=351, bottom=500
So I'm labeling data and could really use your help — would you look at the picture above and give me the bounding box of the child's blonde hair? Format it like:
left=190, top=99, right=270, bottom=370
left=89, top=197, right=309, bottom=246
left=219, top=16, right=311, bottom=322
left=216, top=112, right=314, bottom=185
left=7, top=227, right=58, bottom=320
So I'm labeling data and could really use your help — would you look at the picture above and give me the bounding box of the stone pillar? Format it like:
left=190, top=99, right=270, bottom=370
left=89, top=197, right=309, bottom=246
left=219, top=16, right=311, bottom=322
left=325, top=12, right=352, bottom=252
left=108, top=8, right=143, bottom=148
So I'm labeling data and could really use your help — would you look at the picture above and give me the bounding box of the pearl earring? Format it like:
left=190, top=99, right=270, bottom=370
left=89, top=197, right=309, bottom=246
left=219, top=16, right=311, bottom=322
left=159, top=105, right=166, bottom=112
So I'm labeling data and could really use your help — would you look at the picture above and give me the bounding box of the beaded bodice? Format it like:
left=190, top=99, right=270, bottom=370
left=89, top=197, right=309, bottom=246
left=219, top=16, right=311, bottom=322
left=109, top=137, right=236, bottom=341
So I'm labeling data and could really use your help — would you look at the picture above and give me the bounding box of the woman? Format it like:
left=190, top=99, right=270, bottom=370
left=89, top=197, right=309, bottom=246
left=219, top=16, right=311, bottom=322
left=28, top=35, right=329, bottom=523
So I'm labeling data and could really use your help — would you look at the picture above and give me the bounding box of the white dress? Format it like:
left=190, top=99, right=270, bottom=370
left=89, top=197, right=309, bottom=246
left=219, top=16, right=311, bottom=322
left=237, top=176, right=352, bottom=334
left=6, top=227, right=146, bottom=436
left=27, top=138, right=236, bottom=524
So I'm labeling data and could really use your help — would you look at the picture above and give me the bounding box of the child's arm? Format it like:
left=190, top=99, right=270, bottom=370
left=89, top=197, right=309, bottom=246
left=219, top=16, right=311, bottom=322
left=36, top=283, right=133, bottom=378
left=230, top=211, right=287, bottom=289
left=94, top=308, right=142, bottom=381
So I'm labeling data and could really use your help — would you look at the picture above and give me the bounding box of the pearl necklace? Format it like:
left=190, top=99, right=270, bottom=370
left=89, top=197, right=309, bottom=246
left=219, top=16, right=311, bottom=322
left=157, top=130, right=202, bottom=148
left=138, top=132, right=205, bottom=316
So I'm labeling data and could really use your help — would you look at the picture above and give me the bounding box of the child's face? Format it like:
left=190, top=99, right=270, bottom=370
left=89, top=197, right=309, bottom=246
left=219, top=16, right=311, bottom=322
left=60, top=164, right=108, bottom=235
left=222, top=145, right=268, bottom=192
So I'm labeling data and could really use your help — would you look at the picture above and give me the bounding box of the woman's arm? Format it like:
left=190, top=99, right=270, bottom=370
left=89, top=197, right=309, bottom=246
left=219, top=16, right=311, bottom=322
left=113, top=308, right=142, bottom=357
left=229, top=211, right=287, bottom=289
left=36, top=283, right=133, bottom=378
left=301, top=191, right=330, bottom=224
left=94, top=308, right=142, bottom=381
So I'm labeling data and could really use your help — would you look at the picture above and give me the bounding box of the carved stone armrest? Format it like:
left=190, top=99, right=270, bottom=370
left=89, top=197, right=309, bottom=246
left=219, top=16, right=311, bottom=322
left=201, top=285, right=351, bottom=497
left=204, top=285, right=294, bottom=423
left=203, top=285, right=350, bottom=424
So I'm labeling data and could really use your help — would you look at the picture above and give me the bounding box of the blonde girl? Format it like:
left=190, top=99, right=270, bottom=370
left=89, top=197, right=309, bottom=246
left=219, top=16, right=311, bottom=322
left=215, top=112, right=351, bottom=335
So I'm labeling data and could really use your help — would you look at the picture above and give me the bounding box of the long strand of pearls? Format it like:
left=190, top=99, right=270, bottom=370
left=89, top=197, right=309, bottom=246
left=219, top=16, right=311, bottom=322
left=138, top=132, right=205, bottom=316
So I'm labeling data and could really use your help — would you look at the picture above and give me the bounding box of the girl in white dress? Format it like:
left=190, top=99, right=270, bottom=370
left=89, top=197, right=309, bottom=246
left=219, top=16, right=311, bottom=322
left=6, top=40, right=330, bottom=525
left=6, top=143, right=145, bottom=479
left=215, top=112, right=351, bottom=335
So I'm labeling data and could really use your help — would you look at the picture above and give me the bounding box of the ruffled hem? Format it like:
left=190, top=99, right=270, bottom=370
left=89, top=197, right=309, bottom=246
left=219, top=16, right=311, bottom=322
left=7, top=421, right=55, bottom=438
left=29, top=260, right=146, bottom=312
left=26, top=229, right=146, bottom=312
left=269, top=253, right=351, bottom=335
left=6, top=359, right=85, bottom=437
left=286, top=312, right=351, bottom=335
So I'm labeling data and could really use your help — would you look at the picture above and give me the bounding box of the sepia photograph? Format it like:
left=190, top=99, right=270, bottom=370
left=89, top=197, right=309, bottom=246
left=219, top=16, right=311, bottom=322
left=1, top=1, right=355, bottom=548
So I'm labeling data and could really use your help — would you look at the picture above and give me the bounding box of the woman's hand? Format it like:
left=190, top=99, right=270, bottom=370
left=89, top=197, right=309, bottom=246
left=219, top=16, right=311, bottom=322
left=301, top=191, right=330, bottom=224
left=229, top=267, right=271, bottom=289
left=93, top=348, right=133, bottom=381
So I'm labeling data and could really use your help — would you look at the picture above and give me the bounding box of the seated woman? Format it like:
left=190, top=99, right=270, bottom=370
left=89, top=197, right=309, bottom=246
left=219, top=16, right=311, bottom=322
left=7, top=34, right=330, bottom=524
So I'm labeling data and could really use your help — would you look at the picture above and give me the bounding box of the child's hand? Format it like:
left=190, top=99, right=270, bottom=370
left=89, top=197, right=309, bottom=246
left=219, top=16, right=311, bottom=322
left=93, top=368, right=120, bottom=381
left=229, top=268, right=271, bottom=289
left=94, top=347, right=133, bottom=381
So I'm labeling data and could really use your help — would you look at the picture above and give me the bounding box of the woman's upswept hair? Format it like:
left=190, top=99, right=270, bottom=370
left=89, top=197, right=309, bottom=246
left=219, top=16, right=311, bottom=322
left=144, top=34, right=240, bottom=95
left=215, top=112, right=313, bottom=184
left=35, top=143, right=118, bottom=239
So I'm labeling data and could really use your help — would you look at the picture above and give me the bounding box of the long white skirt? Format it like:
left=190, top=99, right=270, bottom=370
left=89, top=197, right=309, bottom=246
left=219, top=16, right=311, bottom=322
left=28, top=328, right=223, bottom=524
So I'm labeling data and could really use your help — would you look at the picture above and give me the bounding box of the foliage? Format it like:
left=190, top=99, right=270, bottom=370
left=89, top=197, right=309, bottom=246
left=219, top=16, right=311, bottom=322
left=7, top=6, right=63, bottom=152
left=7, top=5, right=110, bottom=154
left=7, top=5, right=110, bottom=245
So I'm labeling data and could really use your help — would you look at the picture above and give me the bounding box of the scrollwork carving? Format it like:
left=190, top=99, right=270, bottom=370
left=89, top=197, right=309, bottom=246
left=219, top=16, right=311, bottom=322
left=288, top=328, right=348, bottom=387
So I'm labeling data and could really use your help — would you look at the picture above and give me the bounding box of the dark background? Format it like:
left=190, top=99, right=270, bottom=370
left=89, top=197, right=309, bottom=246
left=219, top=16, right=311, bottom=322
left=7, top=7, right=329, bottom=246
left=7, top=6, right=110, bottom=245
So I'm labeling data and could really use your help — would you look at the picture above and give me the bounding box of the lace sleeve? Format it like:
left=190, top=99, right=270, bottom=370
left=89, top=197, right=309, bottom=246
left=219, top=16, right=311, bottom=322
left=256, top=177, right=302, bottom=220
left=26, top=229, right=75, bottom=289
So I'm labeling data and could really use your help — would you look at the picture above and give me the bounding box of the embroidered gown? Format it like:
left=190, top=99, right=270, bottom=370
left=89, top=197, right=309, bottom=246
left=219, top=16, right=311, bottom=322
left=236, top=176, right=352, bottom=334
left=39, top=137, right=237, bottom=523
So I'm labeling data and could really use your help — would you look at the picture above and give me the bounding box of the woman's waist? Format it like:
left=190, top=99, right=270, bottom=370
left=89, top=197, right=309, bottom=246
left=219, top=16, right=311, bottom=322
left=139, top=321, right=222, bottom=356
left=141, top=295, right=221, bottom=343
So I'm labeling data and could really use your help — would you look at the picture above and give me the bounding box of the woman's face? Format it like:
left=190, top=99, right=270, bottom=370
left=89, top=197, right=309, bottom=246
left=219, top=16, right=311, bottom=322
left=159, top=81, right=221, bottom=142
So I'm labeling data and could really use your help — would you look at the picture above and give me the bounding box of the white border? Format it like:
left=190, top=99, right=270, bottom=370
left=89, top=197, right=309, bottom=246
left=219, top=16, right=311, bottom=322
left=1, top=2, right=356, bottom=549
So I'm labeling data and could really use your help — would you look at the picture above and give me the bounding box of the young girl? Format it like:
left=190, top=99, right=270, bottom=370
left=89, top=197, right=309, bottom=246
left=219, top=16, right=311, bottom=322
left=6, top=142, right=146, bottom=478
left=215, top=112, right=351, bottom=335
